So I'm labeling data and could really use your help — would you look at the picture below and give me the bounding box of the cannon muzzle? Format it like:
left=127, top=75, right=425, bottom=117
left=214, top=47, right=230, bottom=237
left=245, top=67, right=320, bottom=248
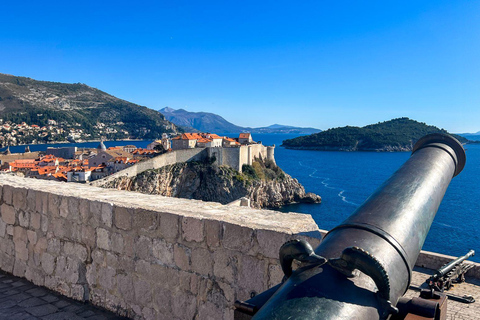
left=252, top=133, right=466, bottom=320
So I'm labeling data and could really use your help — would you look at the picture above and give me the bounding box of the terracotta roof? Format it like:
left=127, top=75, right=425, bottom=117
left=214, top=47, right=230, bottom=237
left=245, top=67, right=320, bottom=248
left=239, top=133, right=251, bottom=139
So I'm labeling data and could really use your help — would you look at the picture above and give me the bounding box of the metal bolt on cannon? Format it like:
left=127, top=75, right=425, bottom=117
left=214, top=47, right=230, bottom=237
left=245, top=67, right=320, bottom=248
left=235, top=133, right=467, bottom=320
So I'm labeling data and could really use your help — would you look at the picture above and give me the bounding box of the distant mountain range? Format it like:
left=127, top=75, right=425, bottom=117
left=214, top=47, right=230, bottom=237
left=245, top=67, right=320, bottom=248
left=282, top=118, right=469, bottom=151
left=159, top=107, right=321, bottom=134
left=0, top=73, right=179, bottom=145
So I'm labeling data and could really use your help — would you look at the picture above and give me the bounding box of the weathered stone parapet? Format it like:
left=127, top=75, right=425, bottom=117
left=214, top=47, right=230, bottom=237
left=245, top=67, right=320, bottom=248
left=0, top=174, right=321, bottom=320
left=2, top=174, right=476, bottom=319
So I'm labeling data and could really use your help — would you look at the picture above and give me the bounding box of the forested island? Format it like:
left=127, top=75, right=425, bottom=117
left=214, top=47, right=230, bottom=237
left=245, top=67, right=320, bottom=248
left=282, top=118, right=469, bottom=151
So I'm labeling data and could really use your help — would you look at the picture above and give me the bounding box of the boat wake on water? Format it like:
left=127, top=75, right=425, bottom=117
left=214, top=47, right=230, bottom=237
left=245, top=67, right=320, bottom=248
left=298, top=161, right=358, bottom=207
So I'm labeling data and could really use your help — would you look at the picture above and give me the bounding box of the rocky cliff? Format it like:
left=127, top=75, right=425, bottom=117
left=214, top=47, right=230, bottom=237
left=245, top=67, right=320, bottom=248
left=103, top=158, right=321, bottom=209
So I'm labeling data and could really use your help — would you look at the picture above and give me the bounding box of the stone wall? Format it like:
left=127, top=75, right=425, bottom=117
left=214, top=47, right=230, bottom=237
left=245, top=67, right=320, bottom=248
left=1, top=174, right=479, bottom=319
left=91, top=148, right=207, bottom=187
left=0, top=175, right=321, bottom=319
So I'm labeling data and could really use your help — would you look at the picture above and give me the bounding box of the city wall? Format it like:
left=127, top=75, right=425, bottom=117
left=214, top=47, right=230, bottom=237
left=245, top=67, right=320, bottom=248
left=93, top=144, right=275, bottom=186
left=1, top=175, right=479, bottom=320
left=91, top=148, right=208, bottom=187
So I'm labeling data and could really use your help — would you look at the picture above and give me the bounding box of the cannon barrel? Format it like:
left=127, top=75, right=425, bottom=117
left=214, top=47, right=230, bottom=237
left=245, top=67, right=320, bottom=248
left=434, top=249, right=475, bottom=279
left=252, top=133, right=466, bottom=320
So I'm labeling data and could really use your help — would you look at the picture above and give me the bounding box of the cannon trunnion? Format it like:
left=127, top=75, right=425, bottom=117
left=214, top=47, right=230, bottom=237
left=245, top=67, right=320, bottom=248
left=235, top=134, right=466, bottom=320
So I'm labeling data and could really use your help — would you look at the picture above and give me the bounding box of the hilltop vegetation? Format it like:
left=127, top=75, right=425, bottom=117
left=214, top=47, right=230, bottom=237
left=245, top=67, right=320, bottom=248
left=0, top=73, right=179, bottom=145
left=282, top=118, right=468, bottom=151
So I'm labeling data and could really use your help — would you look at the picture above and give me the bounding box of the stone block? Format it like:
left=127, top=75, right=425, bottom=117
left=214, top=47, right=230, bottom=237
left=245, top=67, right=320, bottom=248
left=101, top=202, right=113, bottom=228
left=150, top=264, right=180, bottom=290
left=134, top=279, right=152, bottom=305
left=205, top=219, right=221, bottom=248
left=0, top=251, right=14, bottom=273
left=86, top=264, right=97, bottom=285
left=152, top=287, right=173, bottom=317
left=123, top=233, right=135, bottom=257
left=213, top=249, right=237, bottom=283
left=79, top=199, right=91, bottom=224
left=268, top=262, right=284, bottom=288
left=117, top=274, right=135, bottom=303
left=26, top=189, right=36, bottom=212
left=25, top=266, right=45, bottom=287
left=1, top=204, right=16, bottom=224
left=152, top=238, right=173, bottom=266
left=159, top=212, right=179, bottom=241
left=135, top=259, right=152, bottom=278
left=99, top=266, right=116, bottom=291
left=48, top=193, right=60, bottom=217
left=142, top=307, right=157, bottom=320
left=114, top=206, right=132, bottom=231
left=257, top=229, right=288, bottom=259
left=0, top=238, right=15, bottom=255
left=81, top=225, right=96, bottom=249
left=3, top=185, right=13, bottom=204
left=171, top=292, right=196, bottom=320
left=64, top=241, right=88, bottom=262
left=35, top=191, right=47, bottom=214
left=182, top=217, right=204, bottom=243
left=111, top=232, right=124, bottom=254
left=59, top=197, right=69, bottom=218
left=118, top=256, right=135, bottom=274
left=89, top=201, right=103, bottom=227
left=106, top=251, right=119, bottom=269
left=47, top=238, right=61, bottom=254
left=27, top=230, right=37, bottom=245
left=18, top=211, right=30, bottom=228
left=52, top=218, right=67, bottom=238
left=14, top=226, right=27, bottom=242
left=6, top=225, right=13, bottom=236
left=0, top=217, right=6, bottom=237
left=135, top=235, right=152, bottom=261
left=198, top=301, right=225, bottom=320
left=191, top=247, right=213, bottom=276
left=30, top=212, right=41, bottom=230
left=34, top=237, right=47, bottom=254
left=67, top=197, right=80, bottom=221
left=223, top=223, right=254, bottom=251
left=174, top=244, right=190, bottom=270
left=12, top=187, right=27, bottom=210
left=134, top=209, right=159, bottom=234
left=71, top=284, right=86, bottom=301
left=13, top=258, right=27, bottom=277
left=97, top=228, right=110, bottom=250
left=41, top=215, right=48, bottom=233
left=238, top=255, right=268, bottom=294
left=217, top=280, right=236, bottom=303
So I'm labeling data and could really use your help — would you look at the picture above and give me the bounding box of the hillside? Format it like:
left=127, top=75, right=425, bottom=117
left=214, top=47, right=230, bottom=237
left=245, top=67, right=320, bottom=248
left=0, top=73, right=179, bottom=146
left=160, top=107, right=321, bottom=134
left=282, top=118, right=469, bottom=151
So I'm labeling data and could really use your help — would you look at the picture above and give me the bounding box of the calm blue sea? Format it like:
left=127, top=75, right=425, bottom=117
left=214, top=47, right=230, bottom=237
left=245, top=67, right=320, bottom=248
left=2, top=135, right=479, bottom=262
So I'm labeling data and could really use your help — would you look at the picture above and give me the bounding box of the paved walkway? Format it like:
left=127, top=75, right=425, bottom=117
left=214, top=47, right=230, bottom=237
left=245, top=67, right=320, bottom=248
left=0, top=271, right=128, bottom=320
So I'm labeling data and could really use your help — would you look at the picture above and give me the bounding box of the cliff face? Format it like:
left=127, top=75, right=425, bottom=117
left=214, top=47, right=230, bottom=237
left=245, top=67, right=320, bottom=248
left=103, top=159, right=321, bottom=209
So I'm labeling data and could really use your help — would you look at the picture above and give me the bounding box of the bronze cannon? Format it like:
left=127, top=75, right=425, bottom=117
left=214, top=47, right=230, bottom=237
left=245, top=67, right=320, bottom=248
left=236, top=133, right=466, bottom=320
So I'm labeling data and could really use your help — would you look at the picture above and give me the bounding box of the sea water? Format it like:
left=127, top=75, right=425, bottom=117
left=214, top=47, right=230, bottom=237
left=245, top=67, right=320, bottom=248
left=258, top=134, right=480, bottom=263
left=3, top=135, right=479, bottom=262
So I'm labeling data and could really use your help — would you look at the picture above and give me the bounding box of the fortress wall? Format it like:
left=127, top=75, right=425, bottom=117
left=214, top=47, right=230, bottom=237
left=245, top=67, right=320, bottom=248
left=239, top=146, right=249, bottom=170
left=91, top=148, right=207, bottom=187
left=218, top=148, right=241, bottom=172
left=0, top=175, right=322, bottom=320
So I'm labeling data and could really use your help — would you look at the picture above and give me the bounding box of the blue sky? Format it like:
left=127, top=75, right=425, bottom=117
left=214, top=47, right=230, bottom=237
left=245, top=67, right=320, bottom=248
left=1, top=1, right=479, bottom=132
